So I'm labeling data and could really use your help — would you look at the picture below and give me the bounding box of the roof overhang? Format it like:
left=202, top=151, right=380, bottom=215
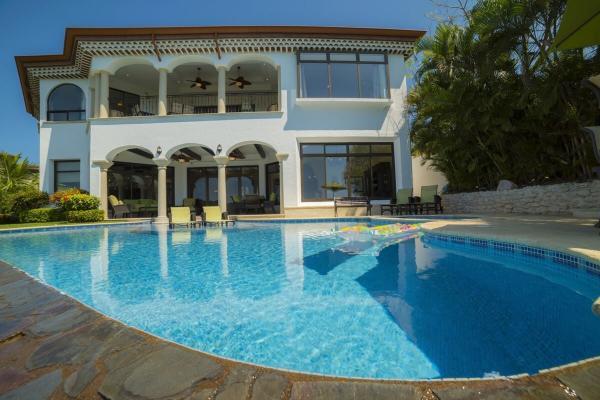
left=15, top=26, right=426, bottom=118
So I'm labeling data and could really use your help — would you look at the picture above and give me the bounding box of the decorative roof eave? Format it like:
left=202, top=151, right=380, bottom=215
left=15, top=26, right=426, bottom=118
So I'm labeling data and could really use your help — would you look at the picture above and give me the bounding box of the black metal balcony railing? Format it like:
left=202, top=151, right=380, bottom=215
left=108, top=92, right=279, bottom=117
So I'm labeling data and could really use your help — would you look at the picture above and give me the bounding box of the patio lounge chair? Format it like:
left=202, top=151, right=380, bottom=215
left=170, top=207, right=194, bottom=228
left=263, top=192, right=278, bottom=214
left=415, top=185, right=443, bottom=214
left=380, top=188, right=414, bottom=215
left=108, top=195, right=130, bottom=218
left=202, top=206, right=235, bottom=226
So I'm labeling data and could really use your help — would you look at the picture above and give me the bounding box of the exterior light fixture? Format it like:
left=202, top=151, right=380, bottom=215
left=216, top=144, right=222, bottom=155
left=156, top=146, right=162, bottom=156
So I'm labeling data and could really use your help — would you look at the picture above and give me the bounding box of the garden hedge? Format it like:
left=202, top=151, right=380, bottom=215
left=19, top=208, right=65, bottom=223
left=60, top=194, right=100, bottom=211
left=64, top=210, right=104, bottom=223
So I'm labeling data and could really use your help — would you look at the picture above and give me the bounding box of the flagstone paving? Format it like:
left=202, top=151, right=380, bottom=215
left=1, top=260, right=599, bottom=399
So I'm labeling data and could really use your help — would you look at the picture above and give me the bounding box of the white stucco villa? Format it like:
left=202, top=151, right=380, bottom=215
left=16, top=26, right=427, bottom=221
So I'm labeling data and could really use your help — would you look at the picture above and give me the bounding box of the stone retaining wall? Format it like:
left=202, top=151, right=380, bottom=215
left=443, top=180, right=600, bottom=215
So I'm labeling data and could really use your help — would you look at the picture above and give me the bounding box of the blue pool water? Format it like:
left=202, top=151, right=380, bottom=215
left=1, top=221, right=600, bottom=379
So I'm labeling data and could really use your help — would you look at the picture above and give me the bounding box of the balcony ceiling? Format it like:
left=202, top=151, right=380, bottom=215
left=111, top=62, right=277, bottom=96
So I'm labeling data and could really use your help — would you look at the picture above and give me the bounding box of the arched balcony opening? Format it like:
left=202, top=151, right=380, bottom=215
left=167, top=63, right=219, bottom=115
left=109, top=64, right=159, bottom=117
left=225, top=142, right=280, bottom=214
left=106, top=147, right=173, bottom=218
left=47, top=84, right=85, bottom=121
left=226, top=62, right=279, bottom=112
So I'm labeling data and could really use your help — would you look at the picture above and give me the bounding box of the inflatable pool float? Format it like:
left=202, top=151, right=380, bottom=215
left=336, top=223, right=421, bottom=242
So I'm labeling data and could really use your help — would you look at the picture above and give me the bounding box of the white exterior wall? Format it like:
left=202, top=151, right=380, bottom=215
left=37, top=52, right=413, bottom=210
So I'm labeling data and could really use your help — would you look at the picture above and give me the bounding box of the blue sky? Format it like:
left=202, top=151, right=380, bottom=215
left=0, top=0, right=441, bottom=163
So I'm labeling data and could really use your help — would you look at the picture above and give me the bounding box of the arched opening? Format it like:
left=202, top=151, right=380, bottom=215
left=167, top=63, right=219, bottom=114
left=106, top=147, right=174, bottom=218
left=225, top=142, right=279, bottom=214
left=47, top=84, right=85, bottom=121
left=226, top=62, right=279, bottom=112
left=109, top=64, right=159, bottom=117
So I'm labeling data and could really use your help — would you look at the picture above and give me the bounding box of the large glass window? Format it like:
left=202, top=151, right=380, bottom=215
left=226, top=166, right=259, bottom=197
left=265, top=162, right=280, bottom=203
left=298, top=52, right=389, bottom=99
left=300, top=143, right=395, bottom=201
left=47, top=84, right=85, bottom=121
left=187, top=167, right=218, bottom=204
left=108, top=162, right=174, bottom=208
left=54, top=160, right=80, bottom=191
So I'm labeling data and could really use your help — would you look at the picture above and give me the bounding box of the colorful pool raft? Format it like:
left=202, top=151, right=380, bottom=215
left=333, top=223, right=422, bottom=254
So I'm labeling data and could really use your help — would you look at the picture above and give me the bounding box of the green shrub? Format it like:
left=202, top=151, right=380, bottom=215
left=64, top=210, right=104, bottom=223
left=19, top=208, right=65, bottom=223
left=60, top=194, right=100, bottom=211
left=11, top=190, right=49, bottom=214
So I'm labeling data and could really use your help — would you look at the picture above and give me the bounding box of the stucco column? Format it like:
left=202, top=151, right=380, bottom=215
left=214, top=155, right=229, bottom=212
left=92, top=160, right=113, bottom=219
left=153, top=158, right=170, bottom=224
left=276, top=153, right=289, bottom=215
left=158, top=68, right=168, bottom=116
left=99, top=71, right=110, bottom=118
left=217, top=66, right=226, bottom=114
left=94, top=73, right=101, bottom=118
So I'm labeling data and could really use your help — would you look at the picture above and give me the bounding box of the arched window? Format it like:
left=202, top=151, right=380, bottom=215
left=47, top=84, right=85, bottom=121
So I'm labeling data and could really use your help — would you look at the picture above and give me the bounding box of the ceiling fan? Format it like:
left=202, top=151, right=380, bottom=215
left=229, top=66, right=252, bottom=89
left=186, top=68, right=212, bottom=89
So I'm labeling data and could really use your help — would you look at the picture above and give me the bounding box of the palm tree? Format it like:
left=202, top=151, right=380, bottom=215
left=0, top=152, right=37, bottom=194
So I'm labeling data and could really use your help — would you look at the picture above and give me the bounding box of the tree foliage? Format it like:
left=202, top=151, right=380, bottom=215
left=0, top=152, right=39, bottom=213
left=409, top=0, right=599, bottom=192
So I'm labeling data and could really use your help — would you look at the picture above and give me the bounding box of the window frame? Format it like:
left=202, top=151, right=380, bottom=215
left=299, top=143, right=396, bottom=202
left=54, top=160, right=80, bottom=192
left=46, top=84, right=86, bottom=122
left=297, top=51, right=390, bottom=99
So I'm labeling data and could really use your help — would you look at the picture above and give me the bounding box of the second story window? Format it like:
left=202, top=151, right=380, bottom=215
left=298, top=52, right=389, bottom=99
left=47, top=84, right=85, bottom=121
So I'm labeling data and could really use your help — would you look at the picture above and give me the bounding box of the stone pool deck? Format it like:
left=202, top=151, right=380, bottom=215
left=1, top=215, right=600, bottom=399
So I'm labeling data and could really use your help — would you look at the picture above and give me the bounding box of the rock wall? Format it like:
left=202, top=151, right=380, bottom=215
left=443, top=180, right=600, bottom=215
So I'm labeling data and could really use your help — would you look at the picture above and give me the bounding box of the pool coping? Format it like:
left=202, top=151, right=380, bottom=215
left=1, top=217, right=600, bottom=398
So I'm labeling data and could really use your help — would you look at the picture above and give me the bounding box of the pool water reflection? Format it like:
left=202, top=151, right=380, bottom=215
left=0, top=221, right=599, bottom=379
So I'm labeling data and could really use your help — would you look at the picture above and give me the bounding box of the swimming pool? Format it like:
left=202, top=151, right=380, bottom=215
left=1, top=220, right=599, bottom=379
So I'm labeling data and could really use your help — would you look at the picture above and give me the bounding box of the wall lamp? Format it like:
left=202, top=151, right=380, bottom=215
left=216, top=144, right=222, bottom=155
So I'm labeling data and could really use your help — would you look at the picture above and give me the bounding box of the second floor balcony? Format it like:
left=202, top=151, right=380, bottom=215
left=94, top=60, right=280, bottom=120
left=109, top=91, right=279, bottom=117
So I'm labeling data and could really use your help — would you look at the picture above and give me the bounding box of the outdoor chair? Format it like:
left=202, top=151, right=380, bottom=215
left=381, top=188, right=414, bottom=215
left=108, top=195, right=130, bottom=218
left=263, top=192, right=278, bottom=214
left=242, top=194, right=264, bottom=214
left=170, top=207, right=195, bottom=228
left=230, top=195, right=242, bottom=214
left=202, top=206, right=235, bottom=226
left=415, top=185, right=443, bottom=214
left=181, top=197, right=197, bottom=220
